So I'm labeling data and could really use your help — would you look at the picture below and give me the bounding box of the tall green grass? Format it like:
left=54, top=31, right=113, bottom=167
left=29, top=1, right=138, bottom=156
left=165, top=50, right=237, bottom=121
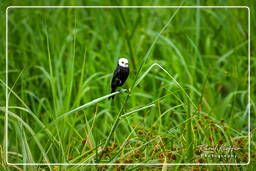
left=0, top=1, right=254, bottom=171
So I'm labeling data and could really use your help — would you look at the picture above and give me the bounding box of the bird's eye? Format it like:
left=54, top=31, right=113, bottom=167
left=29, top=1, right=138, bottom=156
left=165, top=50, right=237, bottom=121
left=122, top=62, right=124, bottom=64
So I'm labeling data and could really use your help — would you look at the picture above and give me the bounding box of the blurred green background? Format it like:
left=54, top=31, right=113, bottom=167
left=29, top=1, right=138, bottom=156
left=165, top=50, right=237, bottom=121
left=0, top=0, right=255, bottom=170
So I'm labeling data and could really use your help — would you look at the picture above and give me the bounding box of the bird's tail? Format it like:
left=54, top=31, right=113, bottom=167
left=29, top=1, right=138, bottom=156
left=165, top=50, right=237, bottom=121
left=108, top=89, right=115, bottom=100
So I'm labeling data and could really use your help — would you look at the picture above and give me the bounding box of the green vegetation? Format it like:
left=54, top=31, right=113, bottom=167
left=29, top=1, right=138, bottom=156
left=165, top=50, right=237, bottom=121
left=0, top=1, right=255, bottom=171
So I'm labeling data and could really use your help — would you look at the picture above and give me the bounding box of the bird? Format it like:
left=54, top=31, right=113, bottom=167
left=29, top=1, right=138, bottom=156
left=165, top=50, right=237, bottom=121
left=109, top=58, right=129, bottom=100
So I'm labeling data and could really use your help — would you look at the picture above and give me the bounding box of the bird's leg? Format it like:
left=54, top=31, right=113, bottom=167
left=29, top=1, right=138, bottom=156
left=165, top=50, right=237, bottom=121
left=125, top=86, right=131, bottom=95
left=128, top=88, right=131, bottom=96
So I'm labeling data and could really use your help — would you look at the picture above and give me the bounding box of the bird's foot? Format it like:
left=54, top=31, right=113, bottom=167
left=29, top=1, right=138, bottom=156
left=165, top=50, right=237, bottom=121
left=127, top=88, right=131, bottom=96
left=124, top=88, right=130, bottom=92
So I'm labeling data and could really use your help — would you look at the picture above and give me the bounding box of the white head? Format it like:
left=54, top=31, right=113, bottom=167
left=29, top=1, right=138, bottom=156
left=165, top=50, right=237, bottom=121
left=118, top=58, right=129, bottom=68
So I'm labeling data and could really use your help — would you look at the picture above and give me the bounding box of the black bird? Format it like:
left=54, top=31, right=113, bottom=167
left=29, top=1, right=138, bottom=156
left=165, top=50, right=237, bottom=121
left=109, top=58, right=129, bottom=100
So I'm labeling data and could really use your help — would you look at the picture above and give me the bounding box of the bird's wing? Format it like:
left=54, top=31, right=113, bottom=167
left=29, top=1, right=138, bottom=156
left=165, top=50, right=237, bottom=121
left=111, top=67, right=120, bottom=89
left=112, top=67, right=119, bottom=79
